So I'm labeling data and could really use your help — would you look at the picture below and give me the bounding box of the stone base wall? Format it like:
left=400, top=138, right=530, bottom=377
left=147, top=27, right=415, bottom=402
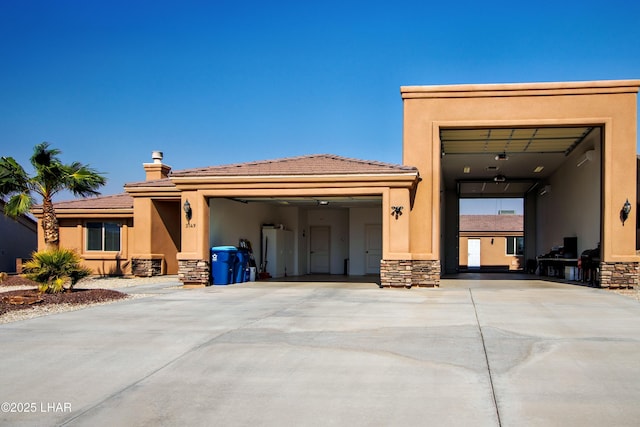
left=178, top=259, right=210, bottom=285
left=380, top=259, right=441, bottom=288
left=132, top=258, right=162, bottom=277
left=599, top=261, right=639, bottom=289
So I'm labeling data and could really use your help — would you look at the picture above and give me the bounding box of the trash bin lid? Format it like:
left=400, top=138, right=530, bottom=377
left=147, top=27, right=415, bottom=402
left=211, top=246, right=238, bottom=252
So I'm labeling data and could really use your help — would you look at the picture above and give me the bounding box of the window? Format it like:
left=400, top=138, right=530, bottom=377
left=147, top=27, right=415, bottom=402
left=506, top=236, right=524, bottom=255
left=86, top=222, right=121, bottom=251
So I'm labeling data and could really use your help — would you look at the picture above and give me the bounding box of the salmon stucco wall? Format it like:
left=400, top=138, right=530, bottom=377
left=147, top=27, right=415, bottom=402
left=40, top=217, right=133, bottom=276
left=459, top=236, right=523, bottom=270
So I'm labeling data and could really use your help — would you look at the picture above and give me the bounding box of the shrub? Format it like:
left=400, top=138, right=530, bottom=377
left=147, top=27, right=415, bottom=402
left=22, top=249, right=91, bottom=293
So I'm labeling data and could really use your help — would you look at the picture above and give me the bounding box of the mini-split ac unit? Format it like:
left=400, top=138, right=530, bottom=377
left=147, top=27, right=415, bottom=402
left=577, top=150, right=594, bottom=167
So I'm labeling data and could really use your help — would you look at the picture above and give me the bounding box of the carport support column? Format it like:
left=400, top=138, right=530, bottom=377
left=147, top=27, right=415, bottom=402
left=599, top=261, right=639, bottom=288
left=177, top=192, right=211, bottom=286
left=380, top=188, right=440, bottom=287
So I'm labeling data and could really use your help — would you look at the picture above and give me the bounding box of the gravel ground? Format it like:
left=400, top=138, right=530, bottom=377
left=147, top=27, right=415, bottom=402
left=608, top=287, right=640, bottom=301
left=0, top=275, right=174, bottom=324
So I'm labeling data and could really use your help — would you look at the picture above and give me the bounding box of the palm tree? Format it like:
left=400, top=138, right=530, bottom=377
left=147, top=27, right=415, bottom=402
left=0, top=142, right=106, bottom=250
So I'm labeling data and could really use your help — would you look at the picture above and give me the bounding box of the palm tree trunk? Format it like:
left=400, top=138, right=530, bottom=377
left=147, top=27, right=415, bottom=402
left=41, top=196, right=59, bottom=250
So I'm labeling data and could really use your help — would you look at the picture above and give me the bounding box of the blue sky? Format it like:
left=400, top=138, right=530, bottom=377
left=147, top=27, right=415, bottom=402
left=1, top=0, right=639, bottom=206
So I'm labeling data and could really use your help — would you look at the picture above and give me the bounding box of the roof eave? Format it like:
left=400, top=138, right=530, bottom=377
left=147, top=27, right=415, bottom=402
left=32, top=208, right=133, bottom=219
left=401, top=79, right=640, bottom=99
left=170, top=172, right=419, bottom=184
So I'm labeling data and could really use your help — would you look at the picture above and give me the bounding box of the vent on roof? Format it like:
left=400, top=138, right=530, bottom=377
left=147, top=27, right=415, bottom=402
left=152, top=151, right=163, bottom=164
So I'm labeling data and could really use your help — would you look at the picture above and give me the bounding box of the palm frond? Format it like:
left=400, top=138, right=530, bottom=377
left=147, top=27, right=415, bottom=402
left=0, top=156, right=30, bottom=196
left=64, top=163, right=107, bottom=197
left=31, top=142, right=62, bottom=170
left=23, top=248, right=91, bottom=293
left=4, top=193, right=34, bottom=218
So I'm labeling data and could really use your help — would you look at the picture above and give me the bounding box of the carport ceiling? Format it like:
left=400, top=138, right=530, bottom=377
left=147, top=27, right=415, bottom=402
left=228, top=196, right=382, bottom=208
left=440, top=126, right=596, bottom=197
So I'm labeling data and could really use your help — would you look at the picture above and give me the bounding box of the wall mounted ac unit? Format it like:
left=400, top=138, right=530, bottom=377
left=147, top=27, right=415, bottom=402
left=577, top=150, right=594, bottom=167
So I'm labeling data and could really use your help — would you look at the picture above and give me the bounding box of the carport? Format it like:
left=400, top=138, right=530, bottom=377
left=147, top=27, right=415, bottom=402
left=170, top=154, right=419, bottom=286
left=440, top=125, right=602, bottom=275
left=401, top=80, right=640, bottom=288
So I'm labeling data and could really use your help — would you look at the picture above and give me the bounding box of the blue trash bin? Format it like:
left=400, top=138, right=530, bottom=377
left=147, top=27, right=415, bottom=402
left=210, top=246, right=237, bottom=285
left=234, top=248, right=250, bottom=283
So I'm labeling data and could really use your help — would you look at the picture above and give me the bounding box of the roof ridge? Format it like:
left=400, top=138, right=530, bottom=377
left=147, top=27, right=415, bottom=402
left=173, top=153, right=415, bottom=175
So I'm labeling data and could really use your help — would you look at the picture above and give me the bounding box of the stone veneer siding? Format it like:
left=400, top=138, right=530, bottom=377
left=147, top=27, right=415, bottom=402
left=599, top=261, right=639, bottom=288
left=380, top=259, right=441, bottom=288
left=178, top=259, right=210, bottom=285
left=132, top=258, right=162, bottom=277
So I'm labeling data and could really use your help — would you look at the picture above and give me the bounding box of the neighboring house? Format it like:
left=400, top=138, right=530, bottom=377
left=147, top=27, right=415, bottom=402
left=459, top=215, right=524, bottom=271
left=30, top=80, right=640, bottom=288
left=0, top=200, right=37, bottom=273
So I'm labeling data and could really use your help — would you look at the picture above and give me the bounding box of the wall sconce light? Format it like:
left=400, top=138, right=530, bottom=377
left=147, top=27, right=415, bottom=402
left=183, top=199, right=192, bottom=224
left=621, top=199, right=632, bottom=225
left=391, top=206, right=403, bottom=219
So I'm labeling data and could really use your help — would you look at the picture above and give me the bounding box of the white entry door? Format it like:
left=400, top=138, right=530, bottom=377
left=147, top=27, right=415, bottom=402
left=365, top=224, right=382, bottom=274
left=310, top=226, right=330, bottom=273
left=468, top=238, right=481, bottom=268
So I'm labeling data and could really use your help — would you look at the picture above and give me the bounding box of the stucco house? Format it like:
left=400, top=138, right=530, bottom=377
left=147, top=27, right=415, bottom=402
left=32, top=79, right=640, bottom=288
left=459, top=214, right=524, bottom=271
left=0, top=200, right=37, bottom=273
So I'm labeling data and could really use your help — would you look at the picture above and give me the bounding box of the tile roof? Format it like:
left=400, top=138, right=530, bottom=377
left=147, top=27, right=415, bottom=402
left=460, top=215, right=523, bottom=232
left=170, top=154, right=418, bottom=177
left=124, top=178, right=175, bottom=189
left=49, top=193, right=134, bottom=210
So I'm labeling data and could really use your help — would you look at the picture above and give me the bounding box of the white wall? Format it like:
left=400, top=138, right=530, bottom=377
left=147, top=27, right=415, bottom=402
left=348, top=207, right=381, bottom=275
left=307, top=208, right=349, bottom=274
left=210, top=199, right=383, bottom=277
left=209, top=198, right=279, bottom=269
left=536, top=129, right=601, bottom=256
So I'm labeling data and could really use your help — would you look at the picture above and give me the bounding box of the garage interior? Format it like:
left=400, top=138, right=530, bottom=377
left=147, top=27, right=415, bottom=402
left=208, top=195, right=383, bottom=281
left=440, top=125, right=603, bottom=279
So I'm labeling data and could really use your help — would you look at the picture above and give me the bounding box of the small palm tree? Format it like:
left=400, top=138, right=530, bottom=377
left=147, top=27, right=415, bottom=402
left=23, top=248, right=91, bottom=293
left=0, top=142, right=106, bottom=250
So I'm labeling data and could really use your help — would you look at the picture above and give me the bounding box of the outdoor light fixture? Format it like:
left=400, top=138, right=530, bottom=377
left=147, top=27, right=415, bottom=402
left=391, top=206, right=403, bottom=219
left=495, top=152, right=508, bottom=161
left=183, top=199, right=192, bottom=224
left=621, top=199, right=632, bottom=225
left=317, top=200, right=329, bottom=206
left=493, top=174, right=506, bottom=182
left=463, top=166, right=471, bottom=174
left=533, top=166, right=544, bottom=173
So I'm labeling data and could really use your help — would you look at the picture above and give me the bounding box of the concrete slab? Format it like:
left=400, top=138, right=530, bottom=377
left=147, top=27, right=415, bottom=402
left=1, top=278, right=639, bottom=426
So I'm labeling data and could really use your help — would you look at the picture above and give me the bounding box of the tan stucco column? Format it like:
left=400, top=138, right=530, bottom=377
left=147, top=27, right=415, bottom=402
left=599, top=93, right=639, bottom=287
left=177, top=191, right=211, bottom=285
left=130, top=197, right=165, bottom=276
left=380, top=186, right=440, bottom=287
left=383, top=188, right=411, bottom=258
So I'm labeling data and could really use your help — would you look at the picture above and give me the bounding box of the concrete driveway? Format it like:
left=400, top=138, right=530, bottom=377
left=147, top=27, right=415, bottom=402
left=1, top=277, right=639, bottom=426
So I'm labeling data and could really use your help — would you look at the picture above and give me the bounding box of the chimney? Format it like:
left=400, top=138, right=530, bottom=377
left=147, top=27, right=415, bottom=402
left=143, top=151, right=171, bottom=181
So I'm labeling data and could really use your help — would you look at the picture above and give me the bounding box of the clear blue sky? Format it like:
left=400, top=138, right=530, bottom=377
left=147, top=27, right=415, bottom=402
left=1, top=0, right=639, bottom=198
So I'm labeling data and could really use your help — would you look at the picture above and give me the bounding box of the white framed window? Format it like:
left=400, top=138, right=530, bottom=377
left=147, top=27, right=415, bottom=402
left=86, top=222, right=121, bottom=251
left=506, top=236, right=524, bottom=255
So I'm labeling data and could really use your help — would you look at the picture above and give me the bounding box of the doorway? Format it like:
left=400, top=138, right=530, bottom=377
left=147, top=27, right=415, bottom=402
left=310, top=226, right=330, bottom=273
left=467, top=239, right=481, bottom=268
left=364, top=224, right=382, bottom=274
